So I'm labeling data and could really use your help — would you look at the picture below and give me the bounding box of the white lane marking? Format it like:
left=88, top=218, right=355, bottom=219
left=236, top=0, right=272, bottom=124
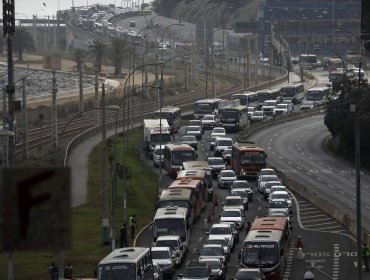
left=313, top=225, right=345, bottom=230
left=192, top=248, right=197, bottom=253
left=316, top=178, right=322, bottom=182
left=339, top=190, right=345, bottom=195
left=302, top=217, right=334, bottom=222
left=306, top=172, right=311, bottom=176
left=304, top=221, right=338, bottom=226
left=297, top=166, right=302, bottom=170
left=198, top=237, right=203, bottom=242
left=288, top=161, right=292, bottom=165
left=300, top=213, right=328, bottom=218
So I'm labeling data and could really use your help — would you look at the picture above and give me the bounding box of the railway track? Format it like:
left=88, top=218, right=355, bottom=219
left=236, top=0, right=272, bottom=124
left=14, top=72, right=244, bottom=157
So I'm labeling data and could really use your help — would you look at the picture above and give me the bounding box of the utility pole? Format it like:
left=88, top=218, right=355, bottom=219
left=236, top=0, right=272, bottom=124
left=79, top=69, right=84, bottom=115
left=212, top=45, right=215, bottom=97
left=101, top=83, right=109, bottom=244
left=94, top=65, right=99, bottom=125
left=2, top=88, right=6, bottom=131
left=52, top=70, right=58, bottom=149
left=111, top=143, right=118, bottom=251
left=22, top=78, right=28, bottom=160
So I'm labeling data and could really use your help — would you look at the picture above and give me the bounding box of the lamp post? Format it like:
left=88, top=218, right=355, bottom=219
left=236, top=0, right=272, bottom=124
left=160, top=22, right=184, bottom=106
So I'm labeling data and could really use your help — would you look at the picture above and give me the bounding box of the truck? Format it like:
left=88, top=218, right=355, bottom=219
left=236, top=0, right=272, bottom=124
left=144, top=119, right=171, bottom=159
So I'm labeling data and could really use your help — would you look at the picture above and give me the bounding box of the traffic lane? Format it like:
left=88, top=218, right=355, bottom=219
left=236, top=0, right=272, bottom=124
left=249, top=115, right=370, bottom=229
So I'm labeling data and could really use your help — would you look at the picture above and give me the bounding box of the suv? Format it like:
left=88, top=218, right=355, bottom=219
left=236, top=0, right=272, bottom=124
left=258, top=175, right=279, bottom=193
left=202, top=114, right=218, bottom=129
left=220, top=208, right=245, bottom=230
left=250, top=111, right=266, bottom=123
left=186, top=125, right=202, bottom=140
left=179, top=262, right=212, bottom=280
left=230, top=180, right=253, bottom=202
left=155, top=235, right=184, bottom=266
left=151, top=247, right=175, bottom=278
left=217, top=170, right=237, bottom=189
left=273, top=103, right=288, bottom=116
left=214, top=137, right=233, bottom=157
left=207, top=157, right=226, bottom=178
left=267, top=198, right=291, bottom=216
left=233, top=268, right=266, bottom=280
left=222, top=148, right=232, bottom=165
left=198, top=244, right=226, bottom=265
left=208, top=223, right=234, bottom=250
left=222, top=195, right=246, bottom=211
left=153, top=145, right=165, bottom=168
left=188, top=119, right=204, bottom=134
left=261, top=100, right=279, bottom=116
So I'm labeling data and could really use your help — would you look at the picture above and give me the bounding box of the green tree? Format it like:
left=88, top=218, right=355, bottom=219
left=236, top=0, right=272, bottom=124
left=108, top=38, right=129, bottom=76
left=12, top=28, right=35, bottom=62
left=88, top=39, right=107, bottom=73
left=152, top=0, right=181, bottom=17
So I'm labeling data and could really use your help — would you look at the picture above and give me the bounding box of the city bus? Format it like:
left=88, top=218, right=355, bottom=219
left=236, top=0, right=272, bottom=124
left=168, top=178, right=203, bottom=220
left=218, top=105, right=249, bottom=132
left=193, top=98, right=223, bottom=118
left=241, top=229, right=289, bottom=280
left=158, top=188, right=195, bottom=227
left=256, top=89, right=281, bottom=109
left=153, top=206, right=190, bottom=253
left=327, top=58, right=344, bottom=73
left=299, top=54, right=319, bottom=69
left=280, top=83, right=305, bottom=104
left=305, top=87, right=331, bottom=105
left=231, top=92, right=259, bottom=107
left=154, top=106, right=181, bottom=134
left=97, top=247, right=154, bottom=280
left=231, top=141, right=267, bottom=177
left=177, top=169, right=209, bottom=207
left=164, top=144, right=197, bottom=178
left=250, top=217, right=290, bottom=237
left=180, top=161, right=213, bottom=200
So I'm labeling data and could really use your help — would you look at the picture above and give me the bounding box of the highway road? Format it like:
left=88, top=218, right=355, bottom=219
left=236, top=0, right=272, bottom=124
left=137, top=121, right=364, bottom=279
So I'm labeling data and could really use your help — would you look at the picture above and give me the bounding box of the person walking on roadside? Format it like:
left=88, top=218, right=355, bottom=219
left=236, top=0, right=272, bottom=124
left=362, top=242, right=370, bottom=272
left=120, top=223, right=128, bottom=247
left=48, top=262, right=58, bottom=280
left=245, top=221, right=252, bottom=234
left=64, top=262, right=73, bottom=279
left=129, top=214, right=137, bottom=239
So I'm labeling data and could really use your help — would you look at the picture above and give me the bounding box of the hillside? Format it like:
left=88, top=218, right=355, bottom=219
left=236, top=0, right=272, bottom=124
left=153, top=0, right=260, bottom=27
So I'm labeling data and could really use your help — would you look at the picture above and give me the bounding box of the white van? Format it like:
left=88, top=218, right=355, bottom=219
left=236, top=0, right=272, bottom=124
left=155, top=235, right=185, bottom=266
left=153, top=145, right=165, bottom=167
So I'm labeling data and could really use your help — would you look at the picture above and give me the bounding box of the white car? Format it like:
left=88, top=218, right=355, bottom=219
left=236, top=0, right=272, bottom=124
left=202, top=114, right=218, bottom=129
left=281, top=100, right=294, bottom=113
left=269, top=190, right=292, bottom=211
left=217, top=170, right=237, bottom=189
left=207, top=157, right=226, bottom=178
left=300, top=100, right=316, bottom=110
left=222, top=196, right=246, bottom=212
left=153, top=145, right=165, bottom=168
left=220, top=208, right=245, bottom=230
left=273, top=103, right=289, bottom=116
left=155, top=235, right=185, bottom=266
left=263, top=181, right=284, bottom=199
left=214, top=137, right=233, bottom=157
left=258, top=175, right=280, bottom=193
left=259, top=168, right=277, bottom=178
left=247, top=107, right=255, bottom=119
left=211, top=127, right=226, bottom=137
left=261, top=100, right=279, bottom=116
left=250, top=111, right=266, bottom=123
left=208, top=223, right=234, bottom=250
left=267, top=208, right=292, bottom=229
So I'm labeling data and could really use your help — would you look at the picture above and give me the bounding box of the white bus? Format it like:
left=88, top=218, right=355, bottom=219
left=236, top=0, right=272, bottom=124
left=305, top=87, right=331, bottom=105
left=154, top=106, right=181, bottom=134
left=218, top=105, right=249, bottom=132
left=280, top=83, right=305, bottom=104
left=256, top=89, right=281, bottom=109
left=231, top=92, right=259, bottom=107
left=153, top=206, right=190, bottom=253
left=193, top=98, right=223, bottom=118
left=97, top=247, right=154, bottom=280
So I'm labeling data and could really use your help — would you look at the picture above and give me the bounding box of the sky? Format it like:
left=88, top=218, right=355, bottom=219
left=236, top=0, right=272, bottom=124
left=8, top=0, right=152, bottom=19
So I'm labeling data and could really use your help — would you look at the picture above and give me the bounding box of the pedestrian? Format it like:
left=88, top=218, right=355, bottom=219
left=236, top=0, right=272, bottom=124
left=362, top=242, right=370, bottom=272
left=245, top=221, right=252, bottom=234
left=120, top=223, right=128, bottom=247
left=296, top=236, right=303, bottom=249
left=129, top=214, right=137, bottom=239
left=64, top=262, right=73, bottom=279
left=48, top=262, right=58, bottom=280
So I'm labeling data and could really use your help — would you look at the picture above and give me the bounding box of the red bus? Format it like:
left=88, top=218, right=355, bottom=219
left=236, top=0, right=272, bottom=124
left=177, top=170, right=208, bottom=209
left=164, top=144, right=197, bottom=178
left=241, top=217, right=291, bottom=280
left=168, top=178, right=203, bottom=220
left=231, top=141, right=267, bottom=177
left=327, top=58, right=344, bottom=73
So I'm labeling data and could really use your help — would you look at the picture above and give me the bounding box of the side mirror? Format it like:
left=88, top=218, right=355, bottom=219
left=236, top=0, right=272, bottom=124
left=178, top=274, right=183, bottom=279
left=206, top=231, right=209, bottom=235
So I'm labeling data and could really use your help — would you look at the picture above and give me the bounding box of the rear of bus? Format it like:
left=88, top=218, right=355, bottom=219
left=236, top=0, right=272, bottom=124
left=164, top=144, right=197, bottom=178
left=177, top=170, right=209, bottom=208
left=241, top=230, right=285, bottom=280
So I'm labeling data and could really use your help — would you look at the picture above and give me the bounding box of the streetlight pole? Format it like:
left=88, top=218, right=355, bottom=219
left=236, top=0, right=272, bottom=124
left=160, top=22, right=184, bottom=106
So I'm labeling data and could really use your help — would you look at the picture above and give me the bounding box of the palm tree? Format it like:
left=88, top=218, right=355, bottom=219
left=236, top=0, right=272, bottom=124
left=88, top=39, right=107, bottom=73
left=109, top=38, right=129, bottom=76
left=12, top=28, right=35, bottom=62
left=73, top=48, right=86, bottom=72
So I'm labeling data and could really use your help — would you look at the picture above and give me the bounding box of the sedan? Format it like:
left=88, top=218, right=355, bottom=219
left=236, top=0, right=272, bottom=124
left=217, top=170, right=237, bottom=189
left=229, top=189, right=249, bottom=208
left=258, top=175, right=279, bottom=193
left=199, top=258, right=226, bottom=280
left=221, top=148, right=232, bottom=165
left=300, top=100, right=316, bottom=110
left=180, top=135, right=198, bottom=150
left=233, top=268, right=266, bottom=280
left=250, top=111, right=266, bottom=123
left=230, top=180, right=253, bottom=201
left=211, top=127, right=226, bottom=137
left=186, top=125, right=202, bottom=140
left=220, top=209, right=245, bottom=230
left=198, top=244, right=226, bottom=265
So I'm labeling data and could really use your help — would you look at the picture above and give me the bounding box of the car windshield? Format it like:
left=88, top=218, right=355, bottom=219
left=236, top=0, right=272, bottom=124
left=182, top=136, right=196, bottom=141
left=183, top=267, right=209, bottom=277
left=208, top=158, right=225, bottom=165
left=155, top=149, right=164, bottom=155
left=263, top=101, right=277, bottom=106
left=213, top=128, right=225, bottom=134
left=260, top=170, right=276, bottom=176
left=261, top=176, right=278, bottom=182
left=217, top=140, right=233, bottom=146
left=230, top=191, right=247, bottom=198
left=222, top=210, right=240, bottom=217
left=225, top=199, right=243, bottom=206
left=221, top=171, right=236, bottom=178
left=235, top=270, right=261, bottom=280
left=187, top=127, right=200, bottom=132
left=202, top=260, right=221, bottom=269
left=189, top=120, right=201, bottom=126
left=271, top=193, right=289, bottom=200
left=201, top=247, right=223, bottom=256
left=152, top=251, right=170, bottom=259
left=210, top=227, right=231, bottom=235
left=223, top=150, right=231, bottom=155
left=208, top=239, right=227, bottom=247
left=156, top=240, right=178, bottom=250
left=233, top=181, right=250, bottom=188
left=253, top=112, right=263, bottom=116
left=269, top=200, right=288, bottom=208
left=275, top=104, right=286, bottom=109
